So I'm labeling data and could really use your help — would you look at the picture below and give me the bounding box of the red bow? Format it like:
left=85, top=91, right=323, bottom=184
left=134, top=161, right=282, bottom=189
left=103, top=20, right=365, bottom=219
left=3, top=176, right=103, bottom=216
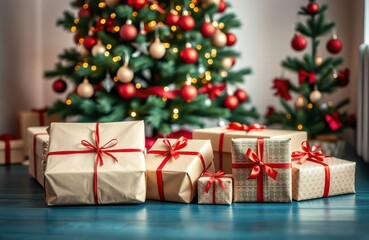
left=198, top=83, right=226, bottom=99
left=272, top=78, right=292, bottom=101
left=202, top=170, right=226, bottom=193
left=245, top=144, right=278, bottom=181
left=325, top=112, right=343, bottom=131
left=227, top=122, right=266, bottom=133
left=160, top=137, right=188, bottom=159
left=298, top=70, right=316, bottom=84
left=291, top=141, right=331, bottom=164
left=136, top=86, right=179, bottom=99
left=0, top=134, right=15, bottom=141
left=0, top=133, right=15, bottom=165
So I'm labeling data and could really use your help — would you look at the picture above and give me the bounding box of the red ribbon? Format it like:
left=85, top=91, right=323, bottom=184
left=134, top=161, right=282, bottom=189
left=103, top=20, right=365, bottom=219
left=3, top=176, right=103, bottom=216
left=147, top=137, right=207, bottom=201
left=31, top=107, right=48, bottom=126
left=33, top=133, right=48, bottom=180
left=47, top=123, right=144, bottom=205
left=325, top=113, right=343, bottom=131
left=136, top=86, right=179, bottom=99
left=232, top=138, right=291, bottom=202
left=198, top=83, right=226, bottom=99
left=0, top=134, right=16, bottom=165
left=291, top=141, right=331, bottom=197
left=202, top=170, right=227, bottom=204
left=218, top=122, right=266, bottom=170
left=298, top=70, right=316, bottom=84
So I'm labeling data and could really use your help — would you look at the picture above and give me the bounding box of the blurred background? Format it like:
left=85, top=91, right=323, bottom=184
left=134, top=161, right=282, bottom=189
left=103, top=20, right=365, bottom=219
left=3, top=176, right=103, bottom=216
left=0, top=0, right=364, bottom=135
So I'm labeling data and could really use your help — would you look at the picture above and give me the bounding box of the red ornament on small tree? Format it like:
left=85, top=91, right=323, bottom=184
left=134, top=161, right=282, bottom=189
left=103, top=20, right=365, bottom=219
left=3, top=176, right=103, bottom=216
left=178, top=10, right=195, bottom=31
left=165, top=10, right=180, bottom=26
left=180, top=84, right=198, bottom=102
left=291, top=33, right=307, bottom=51
left=200, top=20, right=216, bottom=38
left=306, top=2, right=319, bottom=15
left=326, top=35, right=343, bottom=54
left=83, top=35, right=98, bottom=50
left=223, top=95, right=239, bottom=110
left=226, top=32, right=237, bottom=46
left=120, top=19, right=138, bottom=41
left=180, top=43, right=198, bottom=64
left=127, top=0, right=147, bottom=10
left=78, top=8, right=91, bottom=18
left=234, top=89, right=248, bottom=103
left=118, top=83, right=136, bottom=99
left=218, top=0, right=227, bottom=13
left=53, top=78, right=67, bottom=93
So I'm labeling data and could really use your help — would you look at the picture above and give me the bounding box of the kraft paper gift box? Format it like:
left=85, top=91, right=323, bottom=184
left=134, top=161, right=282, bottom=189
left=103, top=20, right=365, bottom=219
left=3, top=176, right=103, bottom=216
left=17, top=109, right=62, bottom=157
left=231, top=138, right=292, bottom=202
left=291, top=141, right=356, bottom=201
left=0, top=134, right=24, bottom=165
left=198, top=170, right=233, bottom=205
left=146, top=137, right=214, bottom=203
left=193, top=122, right=306, bottom=173
left=44, top=121, right=146, bottom=205
left=27, top=126, right=49, bottom=187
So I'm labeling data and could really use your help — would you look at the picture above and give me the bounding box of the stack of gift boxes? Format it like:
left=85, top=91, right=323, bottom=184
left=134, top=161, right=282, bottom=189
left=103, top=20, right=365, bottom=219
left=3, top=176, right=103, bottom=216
left=3, top=118, right=356, bottom=205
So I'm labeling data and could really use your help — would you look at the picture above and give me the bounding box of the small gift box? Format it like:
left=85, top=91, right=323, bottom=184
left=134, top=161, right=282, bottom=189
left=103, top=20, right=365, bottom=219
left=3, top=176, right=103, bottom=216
left=146, top=137, right=214, bottom=203
left=27, top=126, right=49, bottom=187
left=231, top=138, right=292, bottom=202
left=17, top=108, right=62, bottom=157
left=44, top=121, right=146, bottom=205
left=198, top=170, right=233, bottom=205
left=291, top=141, right=356, bottom=201
left=0, top=134, right=24, bottom=165
left=193, top=122, right=306, bottom=173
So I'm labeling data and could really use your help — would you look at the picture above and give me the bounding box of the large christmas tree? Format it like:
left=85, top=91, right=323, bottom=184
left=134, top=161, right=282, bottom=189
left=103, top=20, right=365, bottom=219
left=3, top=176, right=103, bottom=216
left=265, top=0, right=355, bottom=137
left=45, top=0, right=259, bottom=136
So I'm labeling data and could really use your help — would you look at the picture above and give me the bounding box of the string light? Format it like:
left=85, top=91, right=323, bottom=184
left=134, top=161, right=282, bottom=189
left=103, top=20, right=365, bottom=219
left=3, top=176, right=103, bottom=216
left=104, top=51, right=110, bottom=56
left=135, top=83, right=141, bottom=89
left=91, top=65, right=97, bottom=71
left=196, top=45, right=202, bottom=50
left=173, top=47, right=178, bottom=53
left=164, top=43, right=170, bottom=48
left=148, top=21, right=157, bottom=28
left=220, top=71, right=228, bottom=78
left=205, top=74, right=212, bottom=81
left=98, top=2, right=106, bottom=8
left=286, top=114, right=291, bottom=120
left=205, top=53, right=211, bottom=58
left=106, top=44, right=112, bottom=50
left=315, top=56, right=323, bottom=66
left=189, top=3, right=195, bottom=8
left=164, top=86, right=169, bottom=92
left=65, top=98, right=72, bottom=105
left=171, top=26, right=177, bottom=31
left=297, top=124, right=303, bottom=130
left=202, top=78, right=208, bottom=84
left=100, top=19, right=106, bottom=24
left=132, top=11, right=138, bottom=17
left=173, top=108, right=179, bottom=114
left=71, top=26, right=77, bottom=32
left=192, top=78, right=198, bottom=83
left=110, top=13, right=116, bottom=19
left=83, top=3, right=89, bottom=9
left=82, top=62, right=89, bottom=68
left=130, top=111, right=137, bottom=118
left=212, top=22, right=219, bottom=28
left=175, top=5, right=182, bottom=11
left=211, top=49, right=217, bottom=57
left=207, top=59, right=214, bottom=65
left=112, top=56, right=121, bottom=62
left=74, top=19, right=79, bottom=24
left=218, top=22, right=225, bottom=29
left=113, top=26, right=120, bottom=32
left=74, top=65, right=81, bottom=71
left=193, top=7, right=199, bottom=12
left=173, top=113, right=179, bottom=119
left=162, top=96, right=168, bottom=102
left=113, top=76, right=119, bottom=82
left=150, top=4, right=158, bottom=10
left=307, top=103, right=313, bottom=109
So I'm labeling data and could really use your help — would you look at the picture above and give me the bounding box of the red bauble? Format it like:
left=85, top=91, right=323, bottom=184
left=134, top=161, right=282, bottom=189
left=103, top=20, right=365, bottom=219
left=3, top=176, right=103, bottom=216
left=83, top=36, right=98, bottom=51
left=218, top=0, right=227, bottom=12
left=223, top=95, right=239, bottom=110
left=234, top=89, right=248, bottom=103
left=127, top=0, right=147, bottom=10
left=326, top=37, right=343, bottom=54
left=180, top=85, right=198, bottom=102
left=118, top=83, right=136, bottom=99
left=165, top=11, right=180, bottom=26
left=53, top=78, right=67, bottom=93
left=180, top=45, right=198, bottom=64
left=78, top=8, right=91, bottom=18
left=226, top=32, right=237, bottom=46
left=120, top=21, right=138, bottom=41
left=74, top=33, right=83, bottom=44
left=291, top=34, right=307, bottom=51
left=105, top=18, right=115, bottom=33
left=306, top=2, right=319, bottom=15
left=200, top=21, right=216, bottom=38
left=178, top=12, right=195, bottom=31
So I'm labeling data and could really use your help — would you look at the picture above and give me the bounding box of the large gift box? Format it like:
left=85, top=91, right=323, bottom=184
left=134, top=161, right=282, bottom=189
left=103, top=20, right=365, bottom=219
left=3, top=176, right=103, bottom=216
left=231, top=138, right=292, bottom=202
left=27, top=127, right=49, bottom=187
left=193, top=122, right=307, bottom=173
left=44, top=121, right=146, bottom=205
left=291, top=141, right=356, bottom=201
left=17, top=108, right=62, bottom=156
left=0, top=134, right=24, bottom=165
left=198, top=170, right=233, bottom=205
left=146, top=137, right=214, bottom=203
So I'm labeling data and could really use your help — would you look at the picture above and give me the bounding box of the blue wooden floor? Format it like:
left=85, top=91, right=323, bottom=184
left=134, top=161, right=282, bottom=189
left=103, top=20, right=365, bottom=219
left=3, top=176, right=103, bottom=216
left=0, top=145, right=369, bottom=239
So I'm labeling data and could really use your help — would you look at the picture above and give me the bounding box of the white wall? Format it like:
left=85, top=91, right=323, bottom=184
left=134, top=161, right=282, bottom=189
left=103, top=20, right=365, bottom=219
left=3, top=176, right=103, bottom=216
left=0, top=0, right=364, bottom=135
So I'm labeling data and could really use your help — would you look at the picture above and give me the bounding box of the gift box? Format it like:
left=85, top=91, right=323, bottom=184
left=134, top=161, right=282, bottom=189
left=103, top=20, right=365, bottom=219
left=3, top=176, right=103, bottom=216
left=193, top=122, right=307, bottom=173
left=231, top=138, right=292, bottom=202
left=146, top=137, right=214, bottom=203
left=0, top=134, right=24, bottom=165
left=291, top=141, right=356, bottom=201
left=27, top=127, right=49, bottom=187
left=44, top=121, right=146, bottom=205
left=198, top=170, right=233, bottom=205
left=17, top=108, right=62, bottom=156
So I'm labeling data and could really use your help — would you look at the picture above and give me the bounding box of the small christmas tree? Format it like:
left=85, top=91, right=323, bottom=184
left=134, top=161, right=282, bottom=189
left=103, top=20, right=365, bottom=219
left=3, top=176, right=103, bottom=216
left=45, top=0, right=259, bottom=136
left=265, top=0, right=355, bottom=137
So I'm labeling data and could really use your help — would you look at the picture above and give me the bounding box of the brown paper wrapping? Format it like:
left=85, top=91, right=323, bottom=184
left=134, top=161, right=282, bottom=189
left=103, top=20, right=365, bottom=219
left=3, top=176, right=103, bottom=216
left=193, top=127, right=307, bottom=173
left=17, top=110, right=62, bottom=156
left=44, top=121, right=146, bottom=205
left=27, top=127, right=48, bottom=185
left=292, top=158, right=356, bottom=201
left=146, top=138, right=214, bottom=203
left=231, top=138, right=292, bottom=202
left=198, top=174, right=233, bottom=205
left=0, top=139, right=24, bottom=165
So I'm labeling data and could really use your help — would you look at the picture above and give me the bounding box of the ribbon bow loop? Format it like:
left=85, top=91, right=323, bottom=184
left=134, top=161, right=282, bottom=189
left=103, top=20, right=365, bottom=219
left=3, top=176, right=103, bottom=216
left=0, top=133, right=15, bottom=141
left=162, top=137, right=188, bottom=159
left=298, top=70, right=316, bottom=84
left=245, top=147, right=278, bottom=181
left=291, top=141, right=331, bottom=164
left=203, top=170, right=226, bottom=193
left=227, top=122, right=266, bottom=133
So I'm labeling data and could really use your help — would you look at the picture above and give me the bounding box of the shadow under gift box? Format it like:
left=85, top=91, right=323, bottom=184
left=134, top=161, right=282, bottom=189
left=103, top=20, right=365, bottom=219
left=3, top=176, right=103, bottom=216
left=44, top=121, right=146, bottom=206
left=146, top=138, right=214, bottom=203
left=193, top=127, right=306, bottom=173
